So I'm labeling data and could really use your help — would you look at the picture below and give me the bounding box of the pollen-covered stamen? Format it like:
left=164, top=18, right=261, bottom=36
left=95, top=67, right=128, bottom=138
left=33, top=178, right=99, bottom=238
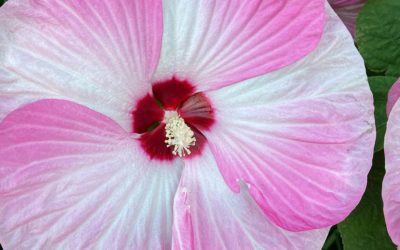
left=164, top=111, right=196, bottom=157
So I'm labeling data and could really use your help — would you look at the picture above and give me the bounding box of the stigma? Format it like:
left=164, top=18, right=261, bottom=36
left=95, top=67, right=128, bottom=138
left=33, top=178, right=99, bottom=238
left=164, top=111, right=196, bottom=157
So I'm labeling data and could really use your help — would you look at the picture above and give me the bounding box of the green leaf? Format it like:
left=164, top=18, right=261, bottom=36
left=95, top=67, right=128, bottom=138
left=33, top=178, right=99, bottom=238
left=338, top=151, right=396, bottom=250
left=0, top=0, right=6, bottom=7
left=357, top=0, right=400, bottom=76
left=322, top=226, right=343, bottom=250
left=369, top=76, right=397, bottom=152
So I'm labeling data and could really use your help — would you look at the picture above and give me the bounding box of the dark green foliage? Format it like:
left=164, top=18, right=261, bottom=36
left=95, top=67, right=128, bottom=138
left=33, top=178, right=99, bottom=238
left=357, top=0, right=400, bottom=76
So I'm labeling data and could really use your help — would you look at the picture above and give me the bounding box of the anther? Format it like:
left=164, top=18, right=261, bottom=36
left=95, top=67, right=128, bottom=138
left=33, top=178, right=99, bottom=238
left=164, top=111, right=196, bottom=157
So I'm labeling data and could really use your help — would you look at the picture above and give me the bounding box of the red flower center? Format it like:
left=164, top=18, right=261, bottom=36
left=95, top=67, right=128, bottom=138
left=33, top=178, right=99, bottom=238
left=132, top=77, right=214, bottom=161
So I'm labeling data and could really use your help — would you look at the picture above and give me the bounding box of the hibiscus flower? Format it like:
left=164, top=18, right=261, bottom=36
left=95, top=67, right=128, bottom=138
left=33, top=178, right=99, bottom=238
left=383, top=78, right=400, bottom=247
left=0, top=0, right=375, bottom=249
left=328, top=0, right=366, bottom=38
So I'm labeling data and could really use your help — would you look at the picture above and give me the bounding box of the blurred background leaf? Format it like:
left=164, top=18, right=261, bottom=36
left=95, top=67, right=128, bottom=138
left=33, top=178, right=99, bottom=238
left=323, top=226, right=343, bottom=250
left=357, top=0, right=400, bottom=76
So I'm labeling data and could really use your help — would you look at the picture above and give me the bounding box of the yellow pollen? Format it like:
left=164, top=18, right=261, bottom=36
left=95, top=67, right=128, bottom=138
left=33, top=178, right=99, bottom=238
left=164, top=111, right=196, bottom=157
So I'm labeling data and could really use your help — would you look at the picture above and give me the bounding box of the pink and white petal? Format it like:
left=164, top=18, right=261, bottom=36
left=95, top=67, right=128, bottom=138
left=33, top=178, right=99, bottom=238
left=329, top=0, right=365, bottom=38
left=0, top=99, right=182, bottom=249
left=387, top=78, right=400, bottom=117
left=203, top=4, right=375, bottom=231
left=383, top=100, right=400, bottom=247
left=0, top=0, right=162, bottom=131
left=154, top=0, right=325, bottom=91
left=172, top=146, right=330, bottom=250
